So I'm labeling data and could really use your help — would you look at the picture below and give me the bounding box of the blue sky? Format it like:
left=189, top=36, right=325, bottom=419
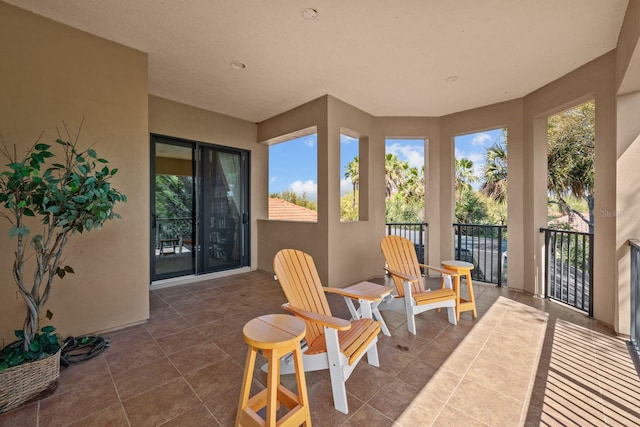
left=269, top=129, right=504, bottom=199
left=454, top=128, right=505, bottom=190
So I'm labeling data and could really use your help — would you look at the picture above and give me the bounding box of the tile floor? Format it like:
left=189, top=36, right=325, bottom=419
left=1, top=269, right=639, bottom=426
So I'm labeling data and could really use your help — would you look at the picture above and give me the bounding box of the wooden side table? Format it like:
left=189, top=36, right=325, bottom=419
left=326, top=281, right=392, bottom=336
left=441, top=260, right=477, bottom=321
left=236, top=314, right=311, bottom=427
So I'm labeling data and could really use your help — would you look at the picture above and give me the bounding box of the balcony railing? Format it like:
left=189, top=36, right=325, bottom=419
left=453, top=223, right=507, bottom=287
left=385, top=222, right=428, bottom=264
left=541, top=228, right=593, bottom=316
left=154, top=216, right=193, bottom=248
left=629, top=239, right=640, bottom=374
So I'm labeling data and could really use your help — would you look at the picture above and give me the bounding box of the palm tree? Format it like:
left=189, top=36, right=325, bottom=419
left=455, top=157, right=477, bottom=197
left=480, top=139, right=507, bottom=204
left=547, top=101, right=594, bottom=233
left=385, top=153, right=408, bottom=199
left=344, top=156, right=359, bottom=208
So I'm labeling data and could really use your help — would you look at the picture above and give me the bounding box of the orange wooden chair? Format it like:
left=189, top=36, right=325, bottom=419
left=273, top=249, right=382, bottom=414
left=380, top=235, right=458, bottom=334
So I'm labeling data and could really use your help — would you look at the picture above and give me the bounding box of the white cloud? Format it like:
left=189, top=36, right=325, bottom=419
left=269, top=177, right=277, bottom=184
left=301, top=135, right=315, bottom=147
left=386, top=142, right=425, bottom=168
left=341, top=135, right=358, bottom=144
left=468, top=153, right=485, bottom=179
left=471, top=132, right=493, bottom=147
left=289, top=180, right=317, bottom=200
left=341, top=178, right=353, bottom=196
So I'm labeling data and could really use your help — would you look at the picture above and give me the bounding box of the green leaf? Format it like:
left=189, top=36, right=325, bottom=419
left=35, top=143, right=51, bottom=151
left=97, top=158, right=108, bottom=163
left=8, top=226, right=29, bottom=238
left=45, top=205, right=61, bottom=214
left=110, top=168, right=118, bottom=176
left=87, top=148, right=97, bottom=158
left=56, top=268, right=66, bottom=279
left=23, top=208, right=35, bottom=217
left=41, top=325, right=55, bottom=333
left=72, top=195, right=88, bottom=203
left=63, top=266, right=75, bottom=273
left=14, top=330, right=25, bottom=339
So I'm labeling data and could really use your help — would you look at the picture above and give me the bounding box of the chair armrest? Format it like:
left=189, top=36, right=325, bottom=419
left=418, top=264, right=460, bottom=277
left=323, top=286, right=388, bottom=301
left=384, top=267, right=419, bottom=283
left=281, top=303, right=351, bottom=331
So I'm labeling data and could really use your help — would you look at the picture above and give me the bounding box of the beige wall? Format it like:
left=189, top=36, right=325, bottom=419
left=257, top=97, right=329, bottom=281
left=148, top=96, right=263, bottom=270
left=523, top=52, right=618, bottom=327
left=2, top=0, right=638, bottom=342
left=615, top=0, right=640, bottom=336
left=0, top=2, right=149, bottom=343
left=616, top=91, right=640, bottom=335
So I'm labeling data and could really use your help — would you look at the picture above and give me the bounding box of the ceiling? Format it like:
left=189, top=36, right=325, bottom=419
left=5, top=0, right=631, bottom=123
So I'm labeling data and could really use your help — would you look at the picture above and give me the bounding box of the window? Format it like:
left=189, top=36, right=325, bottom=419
left=268, top=129, right=318, bottom=222
left=340, top=131, right=359, bottom=221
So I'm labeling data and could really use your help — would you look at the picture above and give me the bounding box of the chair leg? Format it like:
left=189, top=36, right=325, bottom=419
left=366, top=340, right=380, bottom=367
left=324, top=328, right=349, bottom=414
left=406, top=308, right=417, bottom=335
left=446, top=306, right=457, bottom=325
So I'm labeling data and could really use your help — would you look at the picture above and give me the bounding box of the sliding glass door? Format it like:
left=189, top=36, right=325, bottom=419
left=151, top=135, right=249, bottom=282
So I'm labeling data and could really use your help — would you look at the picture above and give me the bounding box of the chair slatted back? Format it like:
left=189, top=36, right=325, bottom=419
left=380, top=235, right=425, bottom=297
left=274, top=249, right=332, bottom=346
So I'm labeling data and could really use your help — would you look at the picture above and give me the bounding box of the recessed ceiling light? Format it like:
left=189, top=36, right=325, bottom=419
left=446, top=75, right=459, bottom=83
left=231, top=61, right=247, bottom=70
left=302, top=8, right=318, bottom=20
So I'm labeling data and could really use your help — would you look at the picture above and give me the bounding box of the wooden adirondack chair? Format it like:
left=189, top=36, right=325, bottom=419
left=273, top=249, right=382, bottom=414
left=380, top=235, right=458, bottom=334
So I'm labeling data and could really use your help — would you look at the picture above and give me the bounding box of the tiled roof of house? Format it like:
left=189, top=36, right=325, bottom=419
left=549, top=213, right=591, bottom=233
left=268, top=198, right=317, bottom=222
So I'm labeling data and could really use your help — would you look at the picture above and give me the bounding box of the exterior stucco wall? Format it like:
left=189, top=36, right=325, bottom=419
left=0, top=2, right=150, bottom=343
left=256, top=97, right=329, bottom=282
left=616, top=91, right=640, bottom=335
left=326, top=96, right=379, bottom=287
left=523, top=52, right=618, bottom=328
left=148, top=96, right=262, bottom=271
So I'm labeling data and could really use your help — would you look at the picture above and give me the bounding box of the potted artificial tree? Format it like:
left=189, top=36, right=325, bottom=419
left=0, top=121, right=126, bottom=413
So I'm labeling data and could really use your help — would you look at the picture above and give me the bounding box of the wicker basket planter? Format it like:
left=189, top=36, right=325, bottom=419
left=0, top=349, right=60, bottom=414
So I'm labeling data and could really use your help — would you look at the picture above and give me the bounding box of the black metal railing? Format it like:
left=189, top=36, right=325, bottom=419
left=629, top=239, right=640, bottom=373
left=541, top=228, right=593, bottom=316
left=385, top=222, right=428, bottom=264
left=155, top=217, right=193, bottom=246
left=453, top=223, right=507, bottom=286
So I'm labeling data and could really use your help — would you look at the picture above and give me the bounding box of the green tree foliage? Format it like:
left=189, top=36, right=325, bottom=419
left=455, top=191, right=488, bottom=224
left=344, top=156, right=359, bottom=209
left=270, top=190, right=317, bottom=211
left=155, top=175, right=192, bottom=219
left=340, top=190, right=359, bottom=221
left=0, top=123, right=126, bottom=353
left=480, top=136, right=508, bottom=204
left=547, top=101, right=594, bottom=233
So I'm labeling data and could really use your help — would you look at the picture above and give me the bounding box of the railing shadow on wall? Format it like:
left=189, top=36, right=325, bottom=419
left=629, top=239, right=640, bottom=377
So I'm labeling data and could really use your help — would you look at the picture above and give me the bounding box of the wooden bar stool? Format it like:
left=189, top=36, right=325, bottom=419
left=441, top=260, right=477, bottom=321
left=236, top=314, right=311, bottom=427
